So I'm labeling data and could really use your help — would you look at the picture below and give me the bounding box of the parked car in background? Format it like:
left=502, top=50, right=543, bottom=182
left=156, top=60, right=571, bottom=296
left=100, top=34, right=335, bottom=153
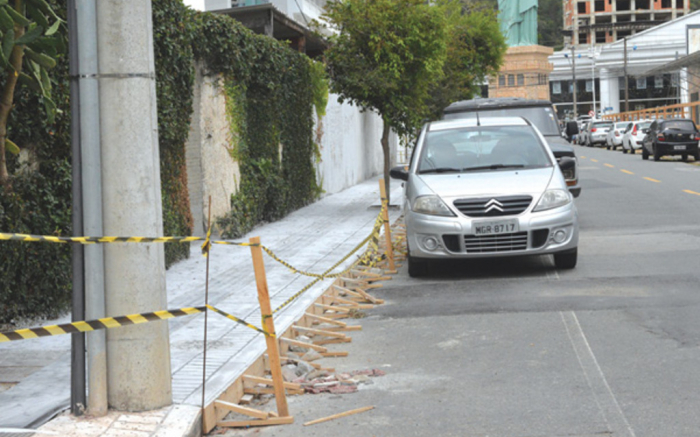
left=585, top=120, right=614, bottom=147
left=641, top=118, right=700, bottom=161
left=621, top=120, right=652, bottom=154
left=606, top=121, right=632, bottom=150
left=390, top=117, right=579, bottom=277
left=576, top=120, right=590, bottom=145
left=443, top=98, right=580, bottom=197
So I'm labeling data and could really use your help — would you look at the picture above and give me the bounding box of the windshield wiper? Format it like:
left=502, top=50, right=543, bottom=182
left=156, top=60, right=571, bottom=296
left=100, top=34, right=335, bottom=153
left=419, top=167, right=461, bottom=174
left=461, top=164, right=525, bottom=172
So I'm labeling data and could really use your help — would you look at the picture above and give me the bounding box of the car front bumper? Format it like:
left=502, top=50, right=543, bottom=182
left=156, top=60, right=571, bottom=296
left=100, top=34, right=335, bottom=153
left=406, top=203, right=579, bottom=260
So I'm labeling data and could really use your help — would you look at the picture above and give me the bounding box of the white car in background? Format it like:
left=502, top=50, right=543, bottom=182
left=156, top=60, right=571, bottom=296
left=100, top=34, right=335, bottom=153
left=621, top=120, right=652, bottom=154
left=586, top=120, right=614, bottom=147
left=605, top=121, right=632, bottom=151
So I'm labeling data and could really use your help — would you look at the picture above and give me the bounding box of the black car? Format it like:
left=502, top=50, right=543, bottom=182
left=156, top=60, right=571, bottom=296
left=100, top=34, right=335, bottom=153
left=443, top=98, right=581, bottom=197
left=641, top=119, right=700, bottom=162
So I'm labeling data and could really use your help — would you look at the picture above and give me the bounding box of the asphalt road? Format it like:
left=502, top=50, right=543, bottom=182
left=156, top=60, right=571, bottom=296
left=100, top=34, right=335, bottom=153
left=224, top=146, right=700, bottom=437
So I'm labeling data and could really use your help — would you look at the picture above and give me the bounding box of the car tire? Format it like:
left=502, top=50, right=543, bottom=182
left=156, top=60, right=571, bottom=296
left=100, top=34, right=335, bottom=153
left=682, top=154, right=688, bottom=162
left=653, top=145, right=661, bottom=161
left=554, top=248, right=577, bottom=269
left=622, top=148, right=628, bottom=154
left=613, top=145, right=617, bottom=151
left=695, top=151, right=700, bottom=161
left=606, top=145, right=611, bottom=150
left=642, top=148, right=649, bottom=160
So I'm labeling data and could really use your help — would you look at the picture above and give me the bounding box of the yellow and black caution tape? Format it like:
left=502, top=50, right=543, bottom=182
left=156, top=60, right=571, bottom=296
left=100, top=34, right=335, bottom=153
left=0, top=233, right=253, bottom=247
left=0, top=306, right=206, bottom=343
left=205, top=305, right=273, bottom=337
left=0, top=305, right=270, bottom=343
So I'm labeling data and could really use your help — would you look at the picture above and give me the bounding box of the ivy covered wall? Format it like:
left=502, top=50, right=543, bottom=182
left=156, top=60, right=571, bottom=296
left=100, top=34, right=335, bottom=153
left=0, top=0, right=326, bottom=325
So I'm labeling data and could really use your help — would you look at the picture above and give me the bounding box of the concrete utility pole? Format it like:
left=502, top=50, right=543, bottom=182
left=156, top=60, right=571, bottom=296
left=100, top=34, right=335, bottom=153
left=624, top=37, right=629, bottom=114
left=96, top=1, right=172, bottom=410
left=572, top=46, right=577, bottom=118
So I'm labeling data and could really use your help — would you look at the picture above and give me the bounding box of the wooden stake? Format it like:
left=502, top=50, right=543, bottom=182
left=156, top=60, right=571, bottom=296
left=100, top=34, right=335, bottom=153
left=292, top=325, right=349, bottom=339
left=303, top=406, right=375, bottom=426
left=215, top=400, right=269, bottom=420
left=218, top=416, right=294, bottom=428
left=378, top=179, right=396, bottom=270
left=243, top=374, right=302, bottom=390
left=304, top=313, right=348, bottom=327
left=280, top=337, right=328, bottom=352
left=315, top=303, right=351, bottom=313
left=249, top=236, right=290, bottom=418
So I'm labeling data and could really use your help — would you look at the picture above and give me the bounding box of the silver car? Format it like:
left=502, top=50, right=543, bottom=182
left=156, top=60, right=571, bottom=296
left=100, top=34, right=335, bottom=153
left=390, top=117, right=579, bottom=277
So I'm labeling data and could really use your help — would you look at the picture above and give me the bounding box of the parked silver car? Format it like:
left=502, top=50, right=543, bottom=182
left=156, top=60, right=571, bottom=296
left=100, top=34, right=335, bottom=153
left=390, top=117, right=579, bottom=277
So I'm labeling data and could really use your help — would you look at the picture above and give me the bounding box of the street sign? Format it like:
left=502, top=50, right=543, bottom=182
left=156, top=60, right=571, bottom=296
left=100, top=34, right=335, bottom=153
left=588, top=110, right=594, bottom=117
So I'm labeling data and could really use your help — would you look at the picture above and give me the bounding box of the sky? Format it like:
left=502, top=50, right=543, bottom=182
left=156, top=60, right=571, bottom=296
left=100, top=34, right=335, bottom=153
left=183, top=0, right=204, bottom=10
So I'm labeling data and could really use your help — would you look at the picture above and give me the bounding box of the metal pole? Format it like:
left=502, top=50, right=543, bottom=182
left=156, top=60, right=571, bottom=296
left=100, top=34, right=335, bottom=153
left=68, top=0, right=86, bottom=417
left=572, top=46, right=577, bottom=118
left=591, top=49, right=597, bottom=118
left=77, top=0, right=108, bottom=416
left=624, top=37, right=629, bottom=114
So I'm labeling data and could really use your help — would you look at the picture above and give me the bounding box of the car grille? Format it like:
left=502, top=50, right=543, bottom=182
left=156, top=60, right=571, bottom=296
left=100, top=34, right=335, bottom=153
left=464, top=232, right=528, bottom=253
left=453, top=196, right=532, bottom=217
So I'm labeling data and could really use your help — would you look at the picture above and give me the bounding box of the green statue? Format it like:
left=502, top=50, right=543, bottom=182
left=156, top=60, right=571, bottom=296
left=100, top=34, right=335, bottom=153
left=498, top=0, right=538, bottom=46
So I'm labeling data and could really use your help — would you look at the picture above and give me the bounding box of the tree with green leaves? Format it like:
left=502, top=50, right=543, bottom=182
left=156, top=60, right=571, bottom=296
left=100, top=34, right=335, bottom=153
left=321, top=0, right=448, bottom=200
left=426, top=1, right=506, bottom=119
left=0, top=0, right=64, bottom=184
left=321, top=0, right=506, bottom=199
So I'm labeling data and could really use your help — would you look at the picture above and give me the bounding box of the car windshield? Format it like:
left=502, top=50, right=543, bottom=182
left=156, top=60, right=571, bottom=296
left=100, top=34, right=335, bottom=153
left=593, top=122, right=613, bottom=129
left=418, top=126, right=552, bottom=174
left=638, top=122, right=651, bottom=129
left=616, top=122, right=632, bottom=130
left=443, top=106, right=560, bottom=136
left=663, top=120, right=696, bottom=130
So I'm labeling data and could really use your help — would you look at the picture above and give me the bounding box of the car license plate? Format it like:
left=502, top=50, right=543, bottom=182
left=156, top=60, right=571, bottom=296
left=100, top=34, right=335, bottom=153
left=473, top=219, right=519, bottom=236
left=674, top=145, right=686, bottom=150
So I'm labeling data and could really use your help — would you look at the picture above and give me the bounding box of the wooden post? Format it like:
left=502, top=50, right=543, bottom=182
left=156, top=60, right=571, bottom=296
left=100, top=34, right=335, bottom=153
left=378, top=179, right=395, bottom=271
left=249, top=236, right=290, bottom=418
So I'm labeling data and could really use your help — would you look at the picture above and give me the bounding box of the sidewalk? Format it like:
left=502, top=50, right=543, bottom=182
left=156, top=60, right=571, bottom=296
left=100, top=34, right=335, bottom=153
left=0, top=176, right=402, bottom=436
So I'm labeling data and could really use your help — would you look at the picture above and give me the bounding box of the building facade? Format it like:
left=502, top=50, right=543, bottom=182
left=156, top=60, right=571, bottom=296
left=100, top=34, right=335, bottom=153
left=564, top=0, right=690, bottom=45
left=489, top=46, right=554, bottom=100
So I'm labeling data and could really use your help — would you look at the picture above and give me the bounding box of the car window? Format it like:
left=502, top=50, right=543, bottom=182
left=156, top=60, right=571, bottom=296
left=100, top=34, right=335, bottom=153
left=623, top=123, right=632, bottom=133
left=639, top=122, right=651, bottom=129
left=443, top=106, right=560, bottom=136
left=418, top=126, right=552, bottom=173
left=662, top=120, right=696, bottom=130
left=616, top=122, right=632, bottom=130
left=593, top=122, right=613, bottom=128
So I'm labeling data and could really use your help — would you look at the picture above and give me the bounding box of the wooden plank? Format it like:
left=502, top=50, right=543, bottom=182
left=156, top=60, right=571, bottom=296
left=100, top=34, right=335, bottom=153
left=239, top=394, right=254, bottom=405
left=313, top=338, right=352, bottom=346
left=292, top=325, right=348, bottom=339
left=243, top=374, right=302, bottom=390
left=333, top=297, right=374, bottom=309
left=280, top=337, right=328, bottom=352
left=315, top=303, right=351, bottom=313
left=353, top=288, right=383, bottom=305
left=319, top=351, right=349, bottom=358
left=244, top=387, right=304, bottom=396
left=249, top=236, right=289, bottom=418
left=340, top=277, right=369, bottom=285
left=304, top=313, right=347, bottom=327
left=332, top=284, right=366, bottom=300
left=350, top=269, right=383, bottom=278
left=323, top=325, right=362, bottom=332
left=277, top=355, right=322, bottom=370
left=218, top=416, right=294, bottom=428
left=215, top=400, right=269, bottom=420
left=303, top=406, right=375, bottom=426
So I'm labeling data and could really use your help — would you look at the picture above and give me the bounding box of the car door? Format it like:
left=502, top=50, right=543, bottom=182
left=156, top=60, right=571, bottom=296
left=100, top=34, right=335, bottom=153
left=644, top=121, right=657, bottom=151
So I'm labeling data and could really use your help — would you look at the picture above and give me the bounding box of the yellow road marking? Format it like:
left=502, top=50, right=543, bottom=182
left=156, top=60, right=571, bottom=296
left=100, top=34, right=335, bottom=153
left=683, top=190, right=700, bottom=196
left=604, top=163, right=614, bottom=168
left=644, top=177, right=661, bottom=183
left=620, top=169, right=634, bottom=175
left=590, top=158, right=598, bottom=162
left=580, top=156, right=586, bottom=159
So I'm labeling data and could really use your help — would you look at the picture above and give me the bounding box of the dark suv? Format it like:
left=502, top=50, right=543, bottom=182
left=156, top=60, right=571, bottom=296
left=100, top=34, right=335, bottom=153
left=641, top=119, right=700, bottom=161
left=443, top=98, right=581, bottom=197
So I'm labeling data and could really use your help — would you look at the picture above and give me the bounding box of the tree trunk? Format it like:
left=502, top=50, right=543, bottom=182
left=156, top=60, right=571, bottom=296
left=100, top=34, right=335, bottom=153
left=380, top=117, right=391, bottom=204
left=0, top=0, right=26, bottom=185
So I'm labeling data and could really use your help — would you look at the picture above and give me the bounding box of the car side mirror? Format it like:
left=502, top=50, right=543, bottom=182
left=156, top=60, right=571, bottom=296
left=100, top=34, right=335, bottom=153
left=390, top=166, right=409, bottom=181
left=558, top=157, right=576, bottom=172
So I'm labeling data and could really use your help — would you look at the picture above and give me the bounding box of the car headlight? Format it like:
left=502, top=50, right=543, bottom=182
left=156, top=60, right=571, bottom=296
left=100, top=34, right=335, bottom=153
left=412, top=195, right=455, bottom=217
left=534, top=189, right=571, bottom=212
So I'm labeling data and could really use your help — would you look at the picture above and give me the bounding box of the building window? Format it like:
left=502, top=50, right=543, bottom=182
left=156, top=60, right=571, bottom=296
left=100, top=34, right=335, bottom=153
left=672, top=73, right=680, bottom=86
left=569, top=82, right=574, bottom=93
left=655, top=76, right=663, bottom=89
left=538, top=74, right=547, bottom=85
left=636, top=77, right=647, bottom=90
left=508, top=75, right=515, bottom=86
left=586, top=80, right=593, bottom=92
left=517, top=74, right=524, bottom=86
left=552, top=81, right=562, bottom=94
left=499, top=75, right=505, bottom=87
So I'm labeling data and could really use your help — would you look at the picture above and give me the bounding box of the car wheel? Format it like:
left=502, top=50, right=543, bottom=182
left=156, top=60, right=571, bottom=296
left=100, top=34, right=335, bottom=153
left=682, top=154, right=688, bottom=162
left=653, top=145, right=661, bottom=161
left=622, top=147, right=628, bottom=154
left=695, top=151, right=700, bottom=161
left=642, top=147, right=649, bottom=160
left=606, top=145, right=611, bottom=150
left=613, top=145, right=617, bottom=151
left=554, top=248, right=577, bottom=269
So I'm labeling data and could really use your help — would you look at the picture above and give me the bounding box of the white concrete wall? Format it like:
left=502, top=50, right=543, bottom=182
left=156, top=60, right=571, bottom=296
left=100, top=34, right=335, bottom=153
left=314, top=95, right=397, bottom=195
left=185, top=65, right=240, bottom=236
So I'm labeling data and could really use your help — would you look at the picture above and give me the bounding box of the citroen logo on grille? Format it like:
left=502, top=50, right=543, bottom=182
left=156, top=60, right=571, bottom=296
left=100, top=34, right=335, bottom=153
left=484, top=199, right=504, bottom=213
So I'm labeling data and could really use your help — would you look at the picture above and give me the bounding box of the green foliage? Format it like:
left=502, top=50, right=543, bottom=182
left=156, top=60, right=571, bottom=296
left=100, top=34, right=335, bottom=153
left=308, top=59, right=329, bottom=118
left=153, top=0, right=196, bottom=266
left=322, top=0, right=448, bottom=137
left=0, top=0, right=71, bottom=325
left=537, top=0, right=564, bottom=49
left=692, top=0, right=700, bottom=10
left=426, top=1, right=506, bottom=119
